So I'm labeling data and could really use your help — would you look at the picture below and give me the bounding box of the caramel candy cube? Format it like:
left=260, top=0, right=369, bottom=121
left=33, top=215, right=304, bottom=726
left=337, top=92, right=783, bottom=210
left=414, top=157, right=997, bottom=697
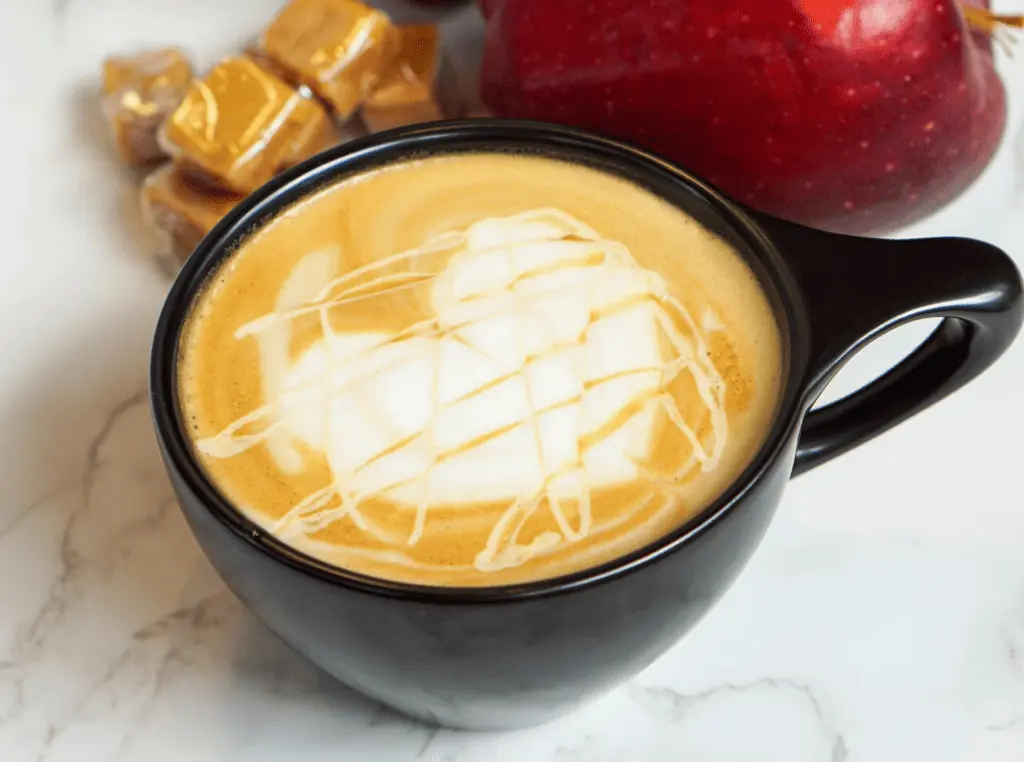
left=259, top=0, right=398, bottom=119
left=160, top=56, right=332, bottom=194
left=141, top=165, right=241, bottom=266
left=361, top=25, right=446, bottom=133
left=102, top=48, right=193, bottom=166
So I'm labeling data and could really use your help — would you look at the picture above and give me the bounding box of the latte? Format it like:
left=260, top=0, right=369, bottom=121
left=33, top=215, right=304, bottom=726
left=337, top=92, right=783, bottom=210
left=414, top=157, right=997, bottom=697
left=178, top=152, right=782, bottom=586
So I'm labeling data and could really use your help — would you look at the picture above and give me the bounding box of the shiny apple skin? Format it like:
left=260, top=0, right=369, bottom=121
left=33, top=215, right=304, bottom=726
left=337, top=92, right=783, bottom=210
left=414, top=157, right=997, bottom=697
left=480, top=0, right=1006, bottom=234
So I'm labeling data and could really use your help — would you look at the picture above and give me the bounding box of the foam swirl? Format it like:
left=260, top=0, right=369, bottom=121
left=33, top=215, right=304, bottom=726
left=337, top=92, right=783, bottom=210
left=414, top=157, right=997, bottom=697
left=195, top=209, right=729, bottom=573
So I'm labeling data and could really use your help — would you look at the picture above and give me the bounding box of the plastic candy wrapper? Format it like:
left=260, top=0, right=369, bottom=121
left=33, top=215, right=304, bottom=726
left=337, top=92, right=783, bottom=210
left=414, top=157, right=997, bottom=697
left=141, top=165, right=241, bottom=269
left=159, top=56, right=333, bottom=194
left=101, top=48, right=193, bottom=166
left=361, top=24, right=450, bottom=133
left=259, top=0, right=398, bottom=120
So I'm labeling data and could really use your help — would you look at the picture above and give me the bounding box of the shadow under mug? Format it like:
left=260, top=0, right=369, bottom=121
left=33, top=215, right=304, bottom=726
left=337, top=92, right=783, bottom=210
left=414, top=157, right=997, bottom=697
left=150, top=120, right=1023, bottom=730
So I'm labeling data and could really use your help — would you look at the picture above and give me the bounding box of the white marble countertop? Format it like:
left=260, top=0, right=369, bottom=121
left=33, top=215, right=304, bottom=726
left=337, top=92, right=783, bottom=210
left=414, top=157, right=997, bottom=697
left=2, top=1, right=1024, bottom=760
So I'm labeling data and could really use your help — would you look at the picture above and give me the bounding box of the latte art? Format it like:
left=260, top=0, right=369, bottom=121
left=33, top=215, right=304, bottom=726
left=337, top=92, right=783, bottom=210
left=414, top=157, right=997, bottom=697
left=195, top=209, right=729, bottom=572
left=178, top=152, right=781, bottom=586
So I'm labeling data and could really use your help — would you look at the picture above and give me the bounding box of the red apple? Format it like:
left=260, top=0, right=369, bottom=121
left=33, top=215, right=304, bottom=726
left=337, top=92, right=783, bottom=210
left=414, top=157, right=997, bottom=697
left=480, top=0, right=1011, bottom=234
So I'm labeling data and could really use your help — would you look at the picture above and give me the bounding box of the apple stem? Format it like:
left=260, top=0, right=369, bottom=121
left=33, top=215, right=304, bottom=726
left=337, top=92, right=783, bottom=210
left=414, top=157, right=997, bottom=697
left=962, top=6, right=1023, bottom=56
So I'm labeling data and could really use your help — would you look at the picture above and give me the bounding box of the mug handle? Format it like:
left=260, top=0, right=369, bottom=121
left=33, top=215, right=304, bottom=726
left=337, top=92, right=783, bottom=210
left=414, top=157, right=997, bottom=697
left=750, top=213, right=1023, bottom=477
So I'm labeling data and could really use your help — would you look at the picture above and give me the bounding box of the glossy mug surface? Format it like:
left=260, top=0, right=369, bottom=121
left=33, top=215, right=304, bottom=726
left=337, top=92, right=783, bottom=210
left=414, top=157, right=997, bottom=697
left=150, top=120, right=1023, bottom=730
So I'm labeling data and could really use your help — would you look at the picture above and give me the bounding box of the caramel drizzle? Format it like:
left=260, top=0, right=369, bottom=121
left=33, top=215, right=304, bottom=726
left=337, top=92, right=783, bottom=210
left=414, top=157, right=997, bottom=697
left=195, top=209, right=729, bottom=573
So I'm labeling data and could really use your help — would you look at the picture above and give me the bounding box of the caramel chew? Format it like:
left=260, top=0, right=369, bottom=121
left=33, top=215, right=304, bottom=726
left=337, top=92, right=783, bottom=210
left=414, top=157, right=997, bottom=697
left=361, top=24, right=446, bottom=133
left=141, top=164, right=241, bottom=266
left=159, top=56, right=332, bottom=194
left=101, top=48, right=193, bottom=166
left=259, top=0, right=398, bottom=119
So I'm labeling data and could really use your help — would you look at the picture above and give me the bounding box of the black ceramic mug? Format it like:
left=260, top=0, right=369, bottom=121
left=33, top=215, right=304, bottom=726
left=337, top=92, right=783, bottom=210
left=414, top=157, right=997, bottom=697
left=150, top=121, right=1023, bottom=730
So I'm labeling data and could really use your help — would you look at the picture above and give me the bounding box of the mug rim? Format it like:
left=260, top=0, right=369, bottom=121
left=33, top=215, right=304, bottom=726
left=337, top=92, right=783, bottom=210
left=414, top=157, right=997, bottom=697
left=150, top=119, right=807, bottom=604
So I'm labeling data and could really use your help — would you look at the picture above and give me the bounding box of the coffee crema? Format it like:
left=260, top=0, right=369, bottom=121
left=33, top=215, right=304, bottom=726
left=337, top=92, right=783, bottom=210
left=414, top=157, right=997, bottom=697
left=178, top=153, right=782, bottom=586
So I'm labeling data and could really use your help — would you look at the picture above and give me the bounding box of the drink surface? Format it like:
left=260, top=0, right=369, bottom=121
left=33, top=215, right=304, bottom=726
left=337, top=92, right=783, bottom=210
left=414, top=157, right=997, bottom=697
left=178, top=152, right=783, bottom=586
